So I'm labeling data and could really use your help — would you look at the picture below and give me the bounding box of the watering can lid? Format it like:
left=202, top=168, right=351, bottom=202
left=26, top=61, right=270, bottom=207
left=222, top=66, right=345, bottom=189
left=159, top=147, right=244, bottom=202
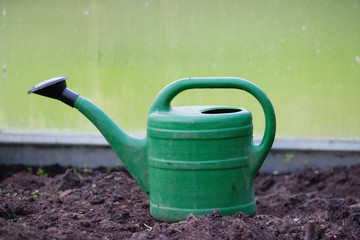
left=147, top=106, right=252, bottom=139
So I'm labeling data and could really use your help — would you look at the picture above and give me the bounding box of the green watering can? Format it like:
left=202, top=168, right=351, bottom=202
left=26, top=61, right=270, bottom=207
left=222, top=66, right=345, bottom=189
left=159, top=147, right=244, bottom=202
left=28, top=76, right=276, bottom=222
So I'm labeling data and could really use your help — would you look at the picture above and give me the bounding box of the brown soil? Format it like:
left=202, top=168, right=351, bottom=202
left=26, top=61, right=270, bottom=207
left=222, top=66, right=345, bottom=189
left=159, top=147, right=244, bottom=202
left=0, top=164, right=359, bottom=240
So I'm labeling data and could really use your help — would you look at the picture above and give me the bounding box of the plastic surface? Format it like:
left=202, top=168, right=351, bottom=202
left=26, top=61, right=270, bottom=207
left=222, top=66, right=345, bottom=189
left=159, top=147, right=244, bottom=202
left=29, top=77, right=276, bottom=222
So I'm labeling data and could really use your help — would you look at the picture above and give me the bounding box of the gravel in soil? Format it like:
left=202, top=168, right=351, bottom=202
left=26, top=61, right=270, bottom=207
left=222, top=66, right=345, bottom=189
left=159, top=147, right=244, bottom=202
left=0, top=164, right=359, bottom=239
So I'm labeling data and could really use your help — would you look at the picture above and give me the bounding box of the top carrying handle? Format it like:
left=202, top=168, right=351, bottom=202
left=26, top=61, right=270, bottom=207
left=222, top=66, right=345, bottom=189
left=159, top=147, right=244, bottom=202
left=149, top=77, right=276, bottom=177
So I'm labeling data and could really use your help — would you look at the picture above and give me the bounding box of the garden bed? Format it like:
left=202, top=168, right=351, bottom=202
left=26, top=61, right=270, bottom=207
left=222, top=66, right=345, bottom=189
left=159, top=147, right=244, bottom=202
left=0, top=164, right=359, bottom=239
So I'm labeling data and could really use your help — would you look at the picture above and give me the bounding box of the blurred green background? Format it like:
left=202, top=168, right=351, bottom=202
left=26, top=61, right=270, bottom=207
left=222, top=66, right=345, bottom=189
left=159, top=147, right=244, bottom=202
left=0, top=0, right=359, bottom=139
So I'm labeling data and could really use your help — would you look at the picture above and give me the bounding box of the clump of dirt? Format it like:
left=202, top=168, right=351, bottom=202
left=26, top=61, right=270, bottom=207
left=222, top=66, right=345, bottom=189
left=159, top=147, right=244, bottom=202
left=1, top=164, right=359, bottom=239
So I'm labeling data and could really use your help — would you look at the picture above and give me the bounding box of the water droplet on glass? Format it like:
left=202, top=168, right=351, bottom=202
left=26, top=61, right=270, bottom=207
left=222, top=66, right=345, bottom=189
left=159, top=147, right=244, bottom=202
left=356, top=56, right=360, bottom=64
left=2, top=65, right=6, bottom=80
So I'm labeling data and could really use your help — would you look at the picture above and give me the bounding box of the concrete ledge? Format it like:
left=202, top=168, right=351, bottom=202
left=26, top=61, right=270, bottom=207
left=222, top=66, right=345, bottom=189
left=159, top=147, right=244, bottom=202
left=0, top=132, right=108, bottom=146
left=1, top=132, right=360, bottom=173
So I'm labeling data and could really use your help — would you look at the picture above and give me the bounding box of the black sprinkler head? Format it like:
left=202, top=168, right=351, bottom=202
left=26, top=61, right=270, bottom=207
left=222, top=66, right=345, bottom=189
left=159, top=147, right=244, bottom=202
left=28, top=76, right=79, bottom=107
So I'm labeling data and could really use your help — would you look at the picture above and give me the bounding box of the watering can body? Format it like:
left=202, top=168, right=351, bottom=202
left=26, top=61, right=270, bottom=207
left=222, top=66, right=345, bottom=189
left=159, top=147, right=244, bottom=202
left=148, top=106, right=255, bottom=221
left=146, top=78, right=275, bottom=221
left=28, top=77, right=276, bottom=222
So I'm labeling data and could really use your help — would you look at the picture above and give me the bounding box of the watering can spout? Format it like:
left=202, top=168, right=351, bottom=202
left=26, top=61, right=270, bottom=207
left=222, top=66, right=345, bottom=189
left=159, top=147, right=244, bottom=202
left=28, top=77, right=149, bottom=194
